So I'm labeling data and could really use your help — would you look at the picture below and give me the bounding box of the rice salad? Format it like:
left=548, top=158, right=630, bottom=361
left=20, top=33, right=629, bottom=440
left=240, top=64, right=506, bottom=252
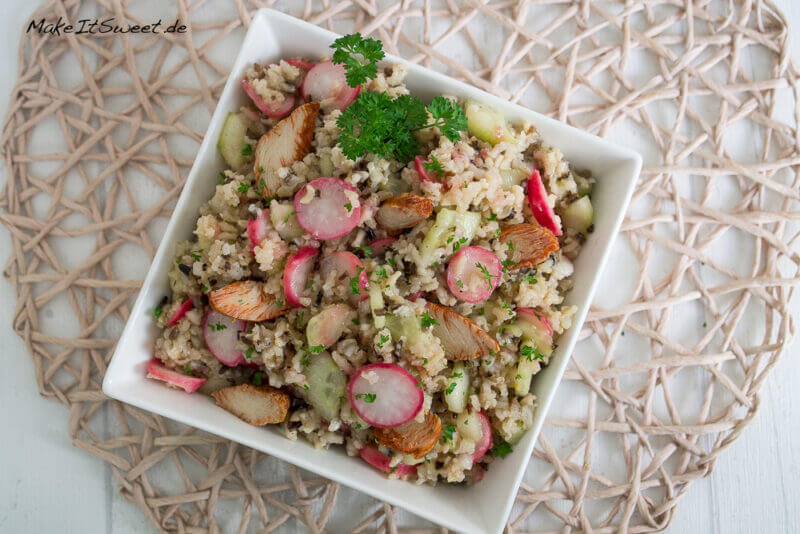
left=147, top=34, right=595, bottom=485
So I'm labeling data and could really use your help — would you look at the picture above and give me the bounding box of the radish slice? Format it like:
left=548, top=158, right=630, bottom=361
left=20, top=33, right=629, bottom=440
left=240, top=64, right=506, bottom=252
left=167, top=298, right=193, bottom=326
left=473, top=412, right=493, bottom=462
left=286, top=57, right=315, bottom=71
left=359, top=446, right=417, bottom=476
left=247, top=209, right=269, bottom=254
left=348, top=363, right=423, bottom=428
left=203, top=310, right=247, bottom=367
left=306, top=304, right=355, bottom=348
left=283, top=247, right=318, bottom=306
left=415, top=156, right=441, bottom=183
left=301, top=60, right=360, bottom=110
left=527, top=169, right=562, bottom=236
left=241, top=78, right=295, bottom=118
left=367, top=237, right=398, bottom=256
left=446, top=246, right=502, bottom=303
left=294, top=177, right=361, bottom=240
left=320, top=251, right=368, bottom=303
left=146, top=359, right=206, bottom=393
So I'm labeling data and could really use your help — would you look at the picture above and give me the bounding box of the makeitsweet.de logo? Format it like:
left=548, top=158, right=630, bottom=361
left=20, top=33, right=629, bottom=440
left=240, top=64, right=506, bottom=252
left=27, top=17, right=188, bottom=36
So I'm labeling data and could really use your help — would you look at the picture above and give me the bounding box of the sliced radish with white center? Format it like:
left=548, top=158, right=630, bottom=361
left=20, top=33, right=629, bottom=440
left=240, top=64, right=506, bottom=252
left=347, top=363, right=423, bottom=428
left=527, top=169, right=562, bottom=236
left=294, top=177, right=361, bottom=240
left=203, top=310, right=247, bottom=367
left=414, top=156, right=441, bottom=183
left=446, top=246, right=502, bottom=303
left=247, top=209, right=269, bottom=254
left=306, top=303, right=354, bottom=348
left=358, top=446, right=417, bottom=476
left=301, top=60, right=360, bottom=110
left=241, top=78, right=295, bottom=118
left=367, top=237, right=398, bottom=256
left=283, top=246, right=319, bottom=306
left=146, top=359, right=206, bottom=393
left=286, top=58, right=315, bottom=71
left=320, top=251, right=368, bottom=304
left=166, top=298, right=193, bottom=326
left=473, top=411, right=493, bottom=462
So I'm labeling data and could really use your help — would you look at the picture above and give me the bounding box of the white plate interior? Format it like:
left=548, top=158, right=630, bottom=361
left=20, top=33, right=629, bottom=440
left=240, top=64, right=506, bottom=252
left=103, top=9, right=642, bottom=534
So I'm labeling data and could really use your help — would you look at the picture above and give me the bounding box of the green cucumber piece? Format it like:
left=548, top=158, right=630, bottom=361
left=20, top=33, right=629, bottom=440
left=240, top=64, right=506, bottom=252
left=420, top=208, right=481, bottom=264
left=465, top=100, right=514, bottom=145
left=270, top=200, right=305, bottom=241
left=217, top=112, right=250, bottom=172
left=444, top=361, right=470, bottom=414
left=562, top=196, right=594, bottom=235
left=305, top=353, right=347, bottom=421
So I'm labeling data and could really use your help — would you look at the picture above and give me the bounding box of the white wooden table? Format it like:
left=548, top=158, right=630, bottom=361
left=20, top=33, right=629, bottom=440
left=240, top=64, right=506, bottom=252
left=0, top=2, right=798, bottom=532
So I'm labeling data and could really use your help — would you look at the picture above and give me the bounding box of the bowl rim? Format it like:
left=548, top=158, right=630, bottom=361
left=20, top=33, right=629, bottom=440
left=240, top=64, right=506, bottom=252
left=102, top=8, right=642, bottom=534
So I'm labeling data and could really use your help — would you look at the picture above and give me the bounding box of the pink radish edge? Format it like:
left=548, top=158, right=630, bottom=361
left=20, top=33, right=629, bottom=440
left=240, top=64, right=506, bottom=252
left=347, top=363, right=424, bottom=428
left=367, top=237, right=398, bottom=256
left=414, top=156, right=441, bottom=183
left=247, top=209, right=269, bottom=254
left=301, top=60, right=360, bottom=110
left=516, top=307, right=553, bottom=336
left=203, top=310, right=247, bottom=367
left=146, top=359, right=206, bottom=393
left=294, top=177, right=362, bottom=240
left=286, top=57, right=316, bottom=70
left=446, top=246, right=502, bottom=303
left=359, top=446, right=417, bottom=476
left=473, top=411, right=493, bottom=462
left=241, top=78, right=295, bottom=118
left=283, top=246, right=319, bottom=307
left=167, top=298, right=193, bottom=327
left=526, top=169, right=562, bottom=236
left=320, top=251, right=368, bottom=300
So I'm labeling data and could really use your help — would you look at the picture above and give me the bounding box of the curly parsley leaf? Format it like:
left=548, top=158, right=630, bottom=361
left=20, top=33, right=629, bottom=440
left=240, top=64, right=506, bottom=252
left=422, top=96, right=468, bottom=142
left=491, top=441, right=513, bottom=458
left=422, top=154, right=445, bottom=178
left=331, top=32, right=385, bottom=87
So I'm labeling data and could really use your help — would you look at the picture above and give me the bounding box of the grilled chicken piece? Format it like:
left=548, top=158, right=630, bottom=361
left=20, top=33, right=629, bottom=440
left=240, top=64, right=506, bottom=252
left=212, top=383, right=289, bottom=425
left=209, top=280, right=289, bottom=322
left=373, top=411, right=442, bottom=458
left=254, top=102, right=320, bottom=198
left=376, top=194, right=434, bottom=233
left=498, top=223, right=559, bottom=270
left=425, top=302, right=499, bottom=360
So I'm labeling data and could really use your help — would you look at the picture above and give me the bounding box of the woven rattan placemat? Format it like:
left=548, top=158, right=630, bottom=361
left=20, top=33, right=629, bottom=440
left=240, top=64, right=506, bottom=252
left=2, top=0, right=799, bottom=532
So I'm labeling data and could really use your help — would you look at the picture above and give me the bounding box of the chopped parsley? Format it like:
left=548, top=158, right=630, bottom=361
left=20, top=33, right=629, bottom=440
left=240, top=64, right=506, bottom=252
left=344, top=202, right=353, bottom=212
left=445, top=382, right=457, bottom=394
left=491, top=441, right=513, bottom=458
left=487, top=212, right=497, bottom=221
left=308, top=345, right=324, bottom=354
left=420, top=311, right=439, bottom=328
left=218, top=172, right=226, bottom=184
left=241, top=144, right=253, bottom=156
left=377, top=334, right=389, bottom=348
left=355, top=393, right=377, bottom=403
left=300, top=353, right=310, bottom=367
left=253, top=371, right=264, bottom=386
left=153, top=306, right=163, bottom=320
left=507, top=241, right=515, bottom=252
left=475, top=262, right=498, bottom=286
left=183, top=364, right=193, bottom=376
left=523, top=274, right=538, bottom=284
left=452, top=236, right=468, bottom=252
left=442, top=424, right=456, bottom=442
left=373, top=266, right=388, bottom=281
left=349, top=276, right=361, bottom=295
left=245, top=347, right=254, bottom=360
left=521, top=344, right=544, bottom=362
left=213, top=322, right=227, bottom=331
left=357, top=245, right=373, bottom=256
left=237, top=182, right=250, bottom=194
left=189, top=249, right=203, bottom=261
left=422, top=154, right=445, bottom=178
left=456, top=280, right=464, bottom=289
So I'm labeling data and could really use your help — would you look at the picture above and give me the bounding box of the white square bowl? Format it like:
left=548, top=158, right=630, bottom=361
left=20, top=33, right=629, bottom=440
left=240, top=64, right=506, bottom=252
left=103, top=8, right=642, bottom=534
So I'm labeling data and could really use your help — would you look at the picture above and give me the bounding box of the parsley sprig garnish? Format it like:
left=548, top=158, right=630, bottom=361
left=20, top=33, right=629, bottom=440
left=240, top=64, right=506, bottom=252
left=422, top=155, right=445, bottom=178
left=332, top=34, right=467, bottom=162
left=331, top=32, right=385, bottom=87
